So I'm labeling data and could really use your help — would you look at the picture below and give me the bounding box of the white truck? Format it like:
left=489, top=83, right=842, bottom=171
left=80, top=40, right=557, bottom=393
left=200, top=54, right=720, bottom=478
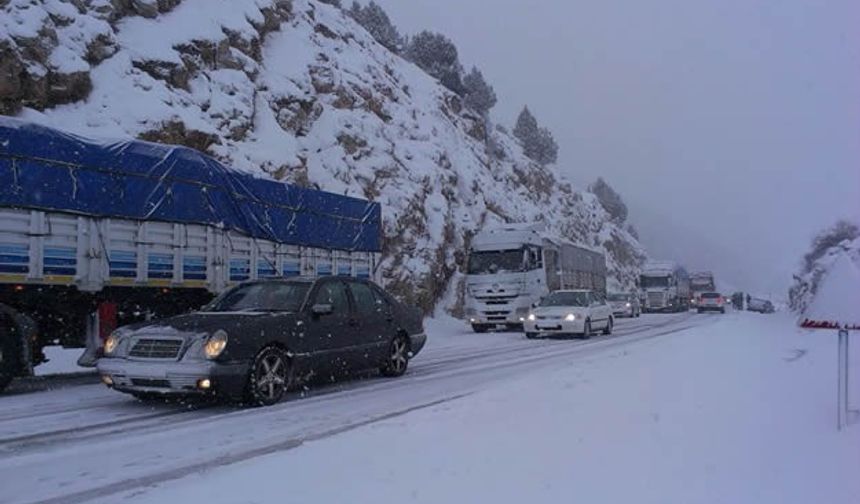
left=464, top=224, right=607, bottom=333
left=639, top=261, right=691, bottom=313
left=0, top=118, right=382, bottom=393
left=689, top=271, right=716, bottom=307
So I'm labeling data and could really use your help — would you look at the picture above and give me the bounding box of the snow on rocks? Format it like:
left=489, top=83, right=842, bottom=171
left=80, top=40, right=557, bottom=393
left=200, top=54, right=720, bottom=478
left=1, top=0, right=645, bottom=311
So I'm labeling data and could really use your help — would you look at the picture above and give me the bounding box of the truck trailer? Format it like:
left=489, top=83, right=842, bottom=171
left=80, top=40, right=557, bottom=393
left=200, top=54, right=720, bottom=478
left=639, top=261, right=691, bottom=313
left=464, top=223, right=607, bottom=333
left=0, top=118, right=382, bottom=393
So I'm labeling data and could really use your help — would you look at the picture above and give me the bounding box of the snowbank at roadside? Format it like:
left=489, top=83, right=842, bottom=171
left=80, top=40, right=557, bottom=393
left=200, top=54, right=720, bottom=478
left=34, top=347, right=90, bottom=376
left=104, top=312, right=860, bottom=504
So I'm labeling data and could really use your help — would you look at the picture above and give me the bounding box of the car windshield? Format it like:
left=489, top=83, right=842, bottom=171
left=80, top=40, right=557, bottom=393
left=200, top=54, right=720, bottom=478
left=467, top=249, right=524, bottom=274
left=206, top=282, right=310, bottom=312
left=640, top=276, right=669, bottom=288
left=540, top=291, right=590, bottom=307
left=607, top=293, right=629, bottom=301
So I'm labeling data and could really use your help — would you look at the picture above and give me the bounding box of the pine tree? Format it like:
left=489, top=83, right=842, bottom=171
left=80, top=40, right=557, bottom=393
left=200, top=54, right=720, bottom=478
left=589, top=177, right=628, bottom=223
left=513, top=107, right=558, bottom=165
left=405, top=31, right=464, bottom=95
left=462, top=66, right=497, bottom=116
left=348, top=1, right=403, bottom=53
left=513, top=106, right=538, bottom=145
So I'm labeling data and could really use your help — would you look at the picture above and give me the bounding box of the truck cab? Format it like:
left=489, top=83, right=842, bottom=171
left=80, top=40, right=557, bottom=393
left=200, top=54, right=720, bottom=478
left=464, top=225, right=546, bottom=332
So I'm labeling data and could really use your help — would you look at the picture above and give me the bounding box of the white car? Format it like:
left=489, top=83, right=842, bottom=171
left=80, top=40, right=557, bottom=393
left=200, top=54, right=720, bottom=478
left=524, top=289, right=614, bottom=339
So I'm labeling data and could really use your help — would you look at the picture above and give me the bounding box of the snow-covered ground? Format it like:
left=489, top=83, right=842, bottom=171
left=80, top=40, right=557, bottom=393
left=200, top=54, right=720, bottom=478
left=103, top=312, right=859, bottom=504
left=33, top=347, right=90, bottom=376
left=1, top=311, right=857, bottom=504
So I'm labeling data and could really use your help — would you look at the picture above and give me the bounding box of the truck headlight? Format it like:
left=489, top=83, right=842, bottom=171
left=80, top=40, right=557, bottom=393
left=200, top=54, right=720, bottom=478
left=204, top=330, right=229, bottom=359
left=565, top=313, right=576, bottom=321
left=527, top=313, right=536, bottom=321
left=625, top=302, right=631, bottom=308
left=104, top=334, right=119, bottom=355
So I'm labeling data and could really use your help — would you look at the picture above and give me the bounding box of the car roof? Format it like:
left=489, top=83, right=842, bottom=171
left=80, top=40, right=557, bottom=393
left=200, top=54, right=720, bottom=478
left=237, top=275, right=374, bottom=286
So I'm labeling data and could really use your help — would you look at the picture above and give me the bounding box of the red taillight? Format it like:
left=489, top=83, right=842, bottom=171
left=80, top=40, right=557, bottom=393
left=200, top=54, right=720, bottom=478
left=718, top=297, right=724, bottom=304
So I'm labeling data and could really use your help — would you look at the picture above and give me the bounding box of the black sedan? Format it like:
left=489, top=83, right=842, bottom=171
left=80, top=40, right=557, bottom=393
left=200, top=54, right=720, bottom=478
left=97, top=277, right=426, bottom=406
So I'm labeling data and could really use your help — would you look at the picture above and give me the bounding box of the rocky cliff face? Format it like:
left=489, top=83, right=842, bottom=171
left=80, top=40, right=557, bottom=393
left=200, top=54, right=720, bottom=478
left=1, top=0, right=646, bottom=312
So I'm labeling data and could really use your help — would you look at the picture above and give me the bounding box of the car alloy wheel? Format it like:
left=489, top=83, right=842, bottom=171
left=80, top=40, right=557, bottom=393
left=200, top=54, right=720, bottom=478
left=249, top=347, right=290, bottom=406
left=381, top=335, right=409, bottom=377
left=581, top=320, right=592, bottom=340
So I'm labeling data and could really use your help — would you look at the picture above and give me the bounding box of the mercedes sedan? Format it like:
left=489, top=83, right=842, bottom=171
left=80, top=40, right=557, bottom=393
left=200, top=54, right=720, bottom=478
left=97, top=277, right=426, bottom=406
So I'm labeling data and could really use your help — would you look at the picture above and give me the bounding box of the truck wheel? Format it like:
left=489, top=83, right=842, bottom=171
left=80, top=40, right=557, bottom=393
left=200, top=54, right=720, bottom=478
left=603, top=317, right=613, bottom=335
left=471, top=324, right=489, bottom=333
left=0, top=320, right=18, bottom=393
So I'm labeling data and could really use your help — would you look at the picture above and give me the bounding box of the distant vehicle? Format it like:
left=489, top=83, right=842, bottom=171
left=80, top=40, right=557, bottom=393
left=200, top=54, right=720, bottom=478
left=689, top=271, right=716, bottom=306
left=697, top=292, right=726, bottom=313
left=97, top=277, right=425, bottom=406
left=747, top=298, right=775, bottom=314
left=464, top=224, right=606, bottom=333
left=0, top=119, right=382, bottom=394
left=639, top=262, right=691, bottom=313
left=608, top=292, right=641, bottom=318
left=523, top=289, right=613, bottom=339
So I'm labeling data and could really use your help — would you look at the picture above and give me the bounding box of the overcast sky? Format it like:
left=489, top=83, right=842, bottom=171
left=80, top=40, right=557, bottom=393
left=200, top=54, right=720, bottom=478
left=375, top=0, right=860, bottom=297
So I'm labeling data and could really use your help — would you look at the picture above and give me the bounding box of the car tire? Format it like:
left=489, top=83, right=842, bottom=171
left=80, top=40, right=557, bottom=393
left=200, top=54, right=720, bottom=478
left=525, top=332, right=538, bottom=339
left=581, top=320, right=592, bottom=340
left=245, top=346, right=291, bottom=407
left=603, top=317, right=613, bottom=335
left=471, top=324, right=489, bottom=333
left=0, top=320, right=18, bottom=394
left=380, top=334, right=410, bottom=377
left=721, top=308, right=726, bottom=314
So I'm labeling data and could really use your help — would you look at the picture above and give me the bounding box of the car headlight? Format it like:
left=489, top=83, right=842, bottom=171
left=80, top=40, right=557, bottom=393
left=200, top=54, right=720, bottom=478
left=204, top=330, right=229, bottom=359
left=625, top=302, right=631, bottom=308
left=565, top=313, right=576, bottom=321
left=527, top=313, right=536, bottom=321
left=104, top=334, right=119, bottom=355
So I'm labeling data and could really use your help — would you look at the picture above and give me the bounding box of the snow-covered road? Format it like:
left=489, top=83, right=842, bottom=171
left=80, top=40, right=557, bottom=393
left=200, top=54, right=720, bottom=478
left=0, top=312, right=708, bottom=504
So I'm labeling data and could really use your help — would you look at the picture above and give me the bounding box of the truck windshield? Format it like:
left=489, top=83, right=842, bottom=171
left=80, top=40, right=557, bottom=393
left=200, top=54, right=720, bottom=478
left=207, top=282, right=310, bottom=312
left=540, top=291, right=589, bottom=307
left=467, top=249, right=524, bottom=274
left=640, top=276, right=669, bottom=288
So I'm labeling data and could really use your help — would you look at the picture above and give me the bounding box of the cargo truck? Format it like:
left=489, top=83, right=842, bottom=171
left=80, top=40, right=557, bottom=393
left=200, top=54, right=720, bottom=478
left=464, top=223, right=607, bottom=333
left=639, top=261, right=691, bottom=313
left=0, top=118, right=382, bottom=393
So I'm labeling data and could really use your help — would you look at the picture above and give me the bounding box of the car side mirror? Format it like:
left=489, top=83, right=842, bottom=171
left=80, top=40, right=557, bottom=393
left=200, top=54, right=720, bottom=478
left=311, top=303, right=333, bottom=316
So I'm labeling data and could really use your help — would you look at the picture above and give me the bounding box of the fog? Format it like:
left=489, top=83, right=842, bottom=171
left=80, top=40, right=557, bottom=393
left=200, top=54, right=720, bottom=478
left=375, top=0, right=860, bottom=297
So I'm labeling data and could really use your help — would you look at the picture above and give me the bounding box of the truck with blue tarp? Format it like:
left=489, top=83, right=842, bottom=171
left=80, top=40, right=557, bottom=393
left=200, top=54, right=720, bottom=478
left=0, top=118, right=382, bottom=392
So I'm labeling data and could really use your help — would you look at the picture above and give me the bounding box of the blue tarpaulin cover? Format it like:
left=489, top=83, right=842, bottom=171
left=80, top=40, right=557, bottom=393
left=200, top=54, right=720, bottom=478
left=0, top=117, right=381, bottom=252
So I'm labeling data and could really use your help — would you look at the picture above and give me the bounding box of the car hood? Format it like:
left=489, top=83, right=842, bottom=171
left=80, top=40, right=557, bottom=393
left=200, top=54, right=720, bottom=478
left=117, top=311, right=298, bottom=340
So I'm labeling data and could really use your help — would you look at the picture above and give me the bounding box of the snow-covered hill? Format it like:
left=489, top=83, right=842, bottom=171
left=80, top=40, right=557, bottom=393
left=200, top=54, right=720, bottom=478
left=0, top=0, right=646, bottom=311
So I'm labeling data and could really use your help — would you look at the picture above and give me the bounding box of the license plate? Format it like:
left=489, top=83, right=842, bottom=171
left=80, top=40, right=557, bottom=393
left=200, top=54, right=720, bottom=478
left=537, top=325, right=561, bottom=331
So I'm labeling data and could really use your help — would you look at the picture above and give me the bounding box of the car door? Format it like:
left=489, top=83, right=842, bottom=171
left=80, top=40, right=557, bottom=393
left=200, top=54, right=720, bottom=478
left=346, top=280, right=390, bottom=368
left=591, top=292, right=611, bottom=328
left=305, top=279, right=359, bottom=375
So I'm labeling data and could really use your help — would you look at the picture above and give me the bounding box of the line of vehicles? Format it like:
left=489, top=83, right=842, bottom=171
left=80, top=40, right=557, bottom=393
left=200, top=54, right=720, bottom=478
left=0, top=119, right=774, bottom=400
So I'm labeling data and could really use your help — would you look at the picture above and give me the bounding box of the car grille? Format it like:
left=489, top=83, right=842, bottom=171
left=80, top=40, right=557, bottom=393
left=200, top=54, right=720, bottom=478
left=131, top=378, right=171, bottom=388
left=537, top=315, right=562, bottom=320
left=129, top=338, right=183, bottom=359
